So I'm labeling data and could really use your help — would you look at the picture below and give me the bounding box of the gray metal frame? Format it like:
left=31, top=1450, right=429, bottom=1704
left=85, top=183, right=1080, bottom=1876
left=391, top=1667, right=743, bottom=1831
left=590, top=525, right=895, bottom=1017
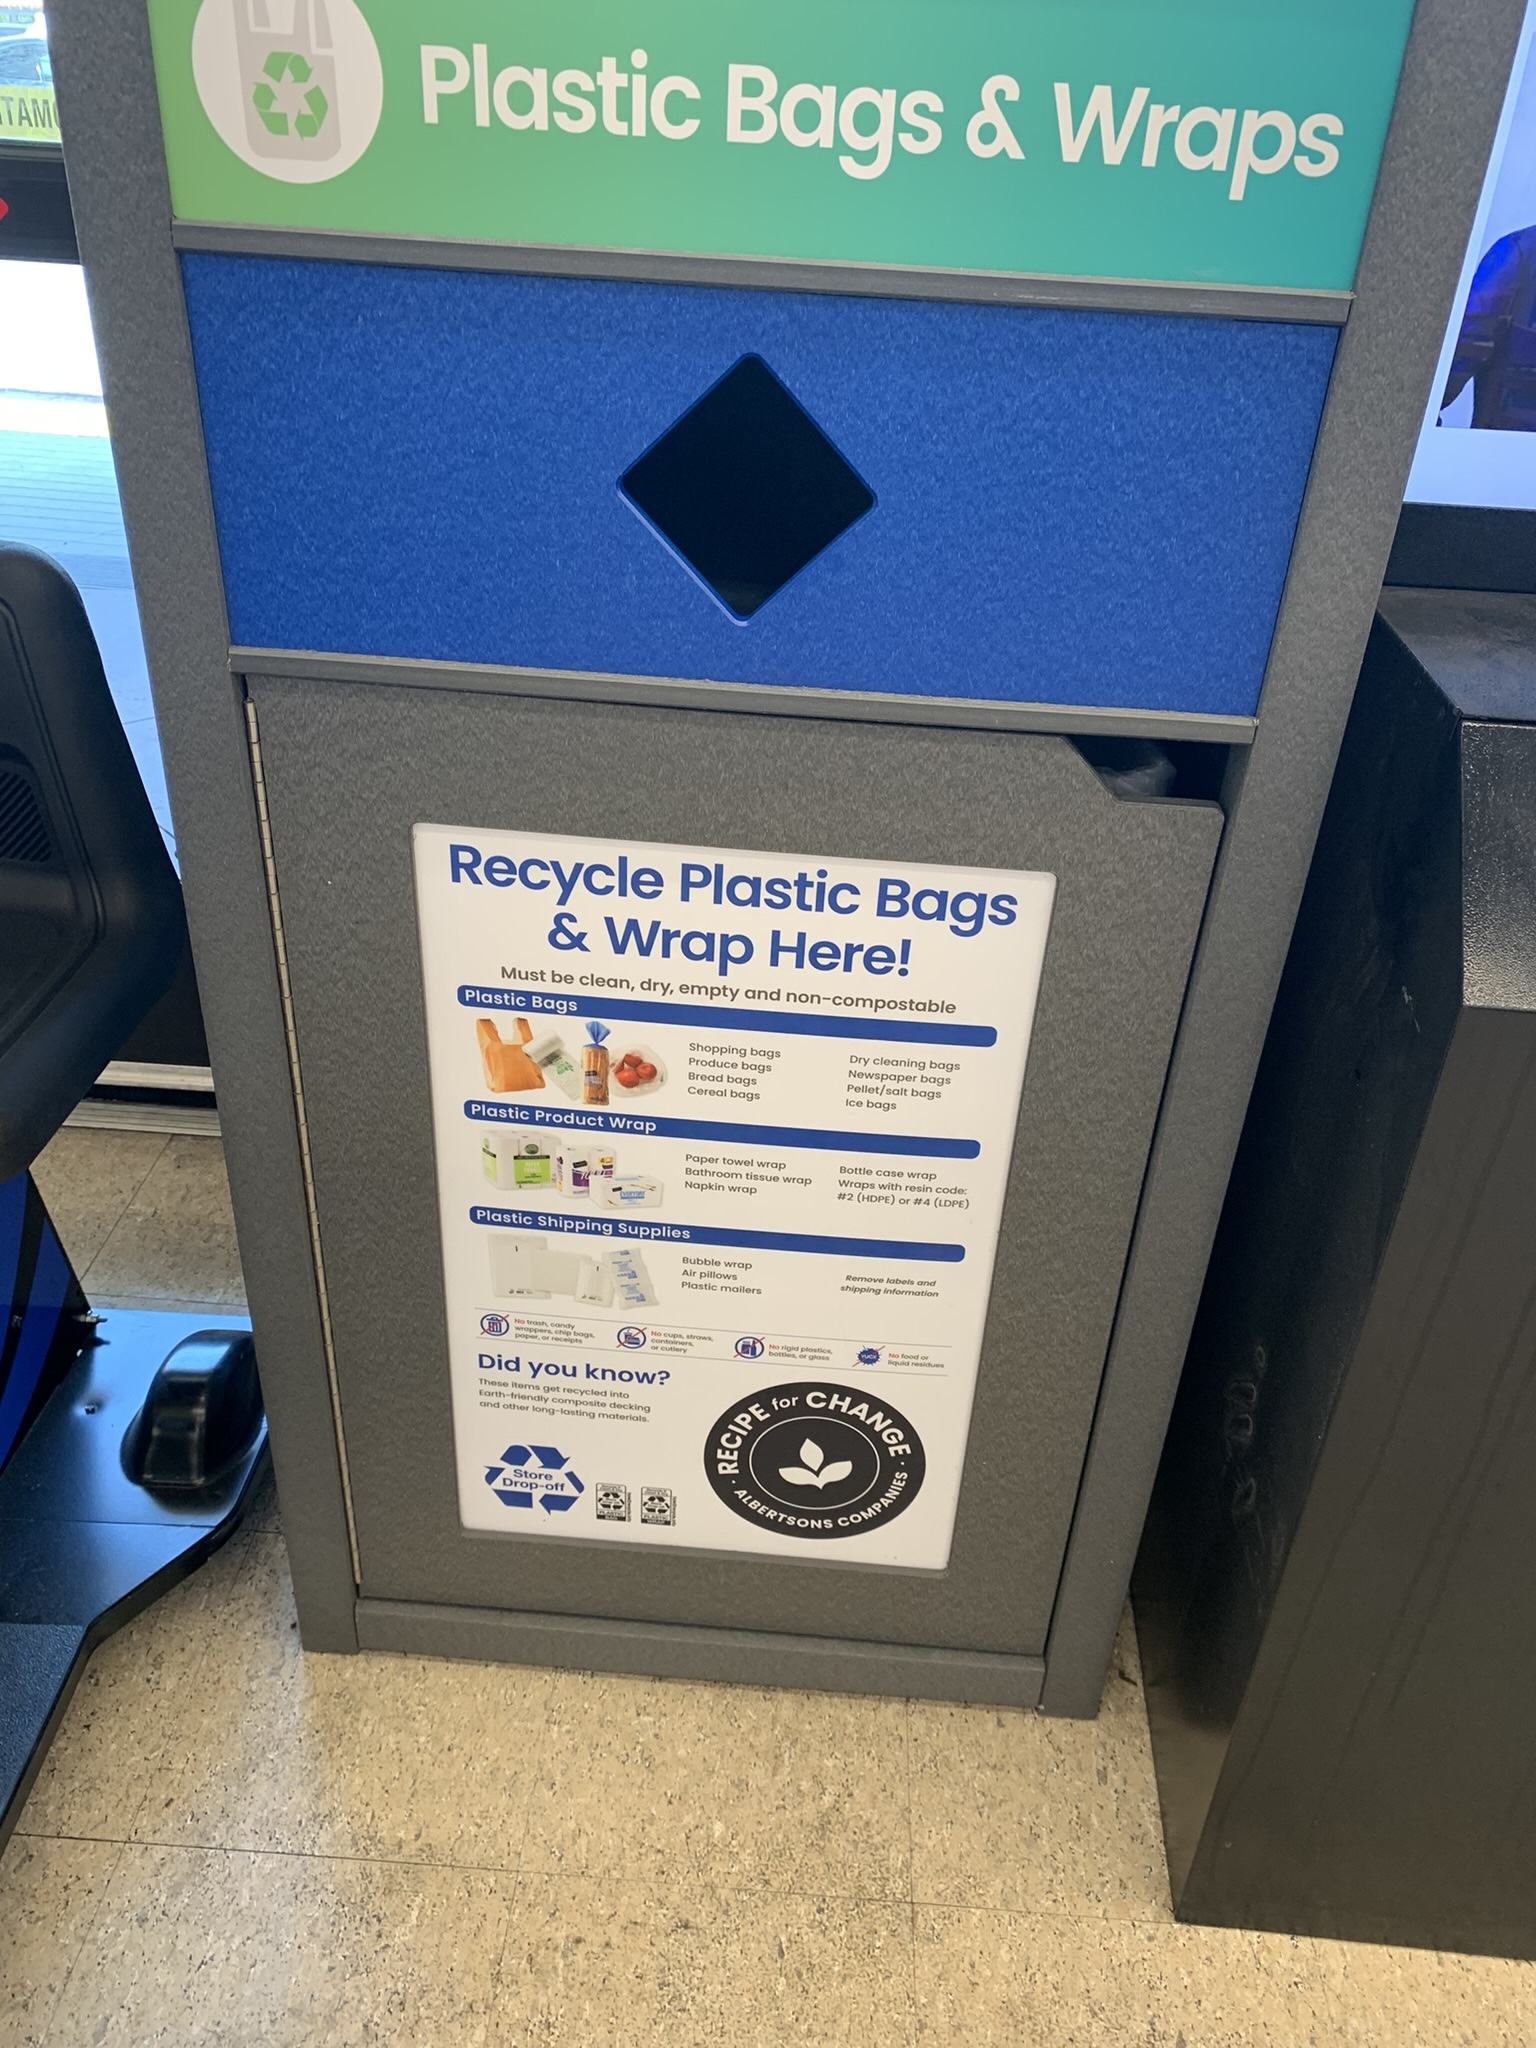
left=235, top=648, right=1260, bottom=747
left=246, top=679, right=1219, bottom=1693
left=47, top=0, right=1523, bottom=1706
left=173, top=220, right=1353, bottom=326
left=52, top=0, right=360, bottom=1650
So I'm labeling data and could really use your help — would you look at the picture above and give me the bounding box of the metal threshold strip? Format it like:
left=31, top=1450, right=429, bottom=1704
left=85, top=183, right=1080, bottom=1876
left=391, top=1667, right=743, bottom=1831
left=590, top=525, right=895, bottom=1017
left=64, top=1063, right=220, bottom=1139
left=172, top=219, right=1353, bottom=327
left=230, top=647, right=1260, bottom=747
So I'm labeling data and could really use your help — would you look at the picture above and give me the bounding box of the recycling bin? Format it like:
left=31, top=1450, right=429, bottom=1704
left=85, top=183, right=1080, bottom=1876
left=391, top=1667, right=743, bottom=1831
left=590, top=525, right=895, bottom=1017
left=44, top=0, right=1515, bottom=1709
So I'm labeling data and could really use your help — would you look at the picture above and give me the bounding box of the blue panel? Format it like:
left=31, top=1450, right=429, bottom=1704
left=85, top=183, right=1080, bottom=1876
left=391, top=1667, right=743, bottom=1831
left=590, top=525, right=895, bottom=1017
left=0, top=1175, right=25, bottom=1334
left=0, top=1178, right=71, bottom=1472
left=182, top=256, right=1337, bottom=718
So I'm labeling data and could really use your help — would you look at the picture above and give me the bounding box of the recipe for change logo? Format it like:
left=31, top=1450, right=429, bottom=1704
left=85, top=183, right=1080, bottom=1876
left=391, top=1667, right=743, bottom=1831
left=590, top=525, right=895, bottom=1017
left=192, top=0, right=383, bottom=181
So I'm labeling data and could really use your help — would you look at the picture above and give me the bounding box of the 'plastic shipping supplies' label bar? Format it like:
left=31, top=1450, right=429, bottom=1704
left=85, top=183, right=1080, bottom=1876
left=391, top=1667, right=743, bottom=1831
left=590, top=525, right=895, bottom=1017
left=413, top=822, right=1054, bottom=1570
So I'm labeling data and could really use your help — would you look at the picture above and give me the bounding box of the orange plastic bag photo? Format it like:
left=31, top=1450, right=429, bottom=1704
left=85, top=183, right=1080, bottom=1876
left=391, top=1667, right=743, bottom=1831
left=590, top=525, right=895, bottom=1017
left=477, top=1015, right=545, bottom=1093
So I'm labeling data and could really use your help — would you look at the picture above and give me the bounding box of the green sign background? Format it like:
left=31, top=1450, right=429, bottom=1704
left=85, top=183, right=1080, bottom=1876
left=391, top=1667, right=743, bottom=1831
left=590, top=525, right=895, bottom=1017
left=148, top=0, right=1416, bottom=292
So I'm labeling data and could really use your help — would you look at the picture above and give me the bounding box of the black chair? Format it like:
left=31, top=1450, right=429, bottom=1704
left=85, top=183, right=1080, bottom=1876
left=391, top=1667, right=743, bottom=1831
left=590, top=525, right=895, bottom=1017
left=0, top=546, right=265, bottom=1853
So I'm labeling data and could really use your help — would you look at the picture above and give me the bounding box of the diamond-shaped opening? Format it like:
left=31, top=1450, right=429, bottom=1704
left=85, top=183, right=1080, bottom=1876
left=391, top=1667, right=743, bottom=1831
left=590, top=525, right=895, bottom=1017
left=620, top=354, right=875, bottom=620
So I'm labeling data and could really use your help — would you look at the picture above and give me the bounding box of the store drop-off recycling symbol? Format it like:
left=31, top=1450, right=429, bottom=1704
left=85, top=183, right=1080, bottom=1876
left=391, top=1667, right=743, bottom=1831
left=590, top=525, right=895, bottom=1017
left=251, top=50, right=329, bottom=141
left=485, top=1444, right=585, bottom=1515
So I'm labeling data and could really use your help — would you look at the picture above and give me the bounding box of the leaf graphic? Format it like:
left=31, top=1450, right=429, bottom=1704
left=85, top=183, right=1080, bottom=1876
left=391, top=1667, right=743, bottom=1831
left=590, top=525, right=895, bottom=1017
left=779, top=1456, right=856, bottom=1490
left=800, top=1439, right=825, bottom=1472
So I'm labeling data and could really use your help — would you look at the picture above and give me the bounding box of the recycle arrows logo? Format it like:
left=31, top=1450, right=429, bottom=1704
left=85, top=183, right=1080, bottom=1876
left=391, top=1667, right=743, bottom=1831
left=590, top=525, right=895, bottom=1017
left=251, top=50, right=329, bottom=139
left=484, top=1443, right=585, bottom=1514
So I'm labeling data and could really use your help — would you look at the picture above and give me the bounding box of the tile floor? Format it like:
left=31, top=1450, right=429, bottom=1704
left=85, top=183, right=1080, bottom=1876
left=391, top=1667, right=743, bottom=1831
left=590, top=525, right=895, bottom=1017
left=5, top=1128, right=1536, bottom=2044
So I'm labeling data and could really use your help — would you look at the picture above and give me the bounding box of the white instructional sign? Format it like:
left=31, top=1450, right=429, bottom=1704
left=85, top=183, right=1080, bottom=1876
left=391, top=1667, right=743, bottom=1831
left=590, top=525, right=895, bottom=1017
left=413, top=824, right=1054, bottom=1570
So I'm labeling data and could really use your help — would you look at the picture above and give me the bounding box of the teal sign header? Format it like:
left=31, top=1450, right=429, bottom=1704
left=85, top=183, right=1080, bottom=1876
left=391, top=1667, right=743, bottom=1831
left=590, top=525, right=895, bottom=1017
left=150, top=0, right=1416, bottom=292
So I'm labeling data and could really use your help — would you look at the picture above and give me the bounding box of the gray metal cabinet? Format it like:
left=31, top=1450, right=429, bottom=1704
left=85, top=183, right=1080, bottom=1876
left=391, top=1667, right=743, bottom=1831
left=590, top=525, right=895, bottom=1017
left=251, top=679, right=1218, bottom=1682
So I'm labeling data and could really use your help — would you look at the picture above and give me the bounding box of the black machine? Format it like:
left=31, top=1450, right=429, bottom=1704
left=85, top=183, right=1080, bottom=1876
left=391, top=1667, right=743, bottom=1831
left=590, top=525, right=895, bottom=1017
left=1135, top=588, right=1536, bottom=1960
left=0, top=545, right=265, bottom=1854
left=0, top=140, right=76, bottom=267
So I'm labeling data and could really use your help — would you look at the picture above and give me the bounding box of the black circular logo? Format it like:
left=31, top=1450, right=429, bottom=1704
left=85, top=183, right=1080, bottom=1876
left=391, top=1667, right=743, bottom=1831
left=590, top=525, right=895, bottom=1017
left=704, top=1382, right=926, bottom=1540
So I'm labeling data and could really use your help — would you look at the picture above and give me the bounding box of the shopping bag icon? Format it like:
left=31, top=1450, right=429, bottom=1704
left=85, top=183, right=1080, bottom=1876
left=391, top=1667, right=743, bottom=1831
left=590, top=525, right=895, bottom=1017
left=235, top=0, right=341, bottom=163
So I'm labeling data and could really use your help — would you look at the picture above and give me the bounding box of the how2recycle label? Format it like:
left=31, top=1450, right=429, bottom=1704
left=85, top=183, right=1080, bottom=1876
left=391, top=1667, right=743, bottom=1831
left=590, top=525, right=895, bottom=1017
left=484, top=1443, right=585, bottom=1514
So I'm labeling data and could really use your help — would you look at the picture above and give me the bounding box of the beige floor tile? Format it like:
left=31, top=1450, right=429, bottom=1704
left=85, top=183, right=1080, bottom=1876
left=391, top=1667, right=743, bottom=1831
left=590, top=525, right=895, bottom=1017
left=86, top=1290, right=252, bottom=1318
left=909, top=1626, right=1166, bottom=1919
left=913, top=1908, right=1337, bottom=2048
left=44, top=1843, right=510, bottom=2048
left=241, top=1454, right=283, bottom=1535
left=496, top=1878, right=915, bottom=2047
left=28, top=1139, right=1536, bottom=2048
left=81, top=1134, right=246, bottom=1307
left=0, top=1835, right=120, bottom=2048
left=522, top=1666, right=912, bottom=1901
left=21, top=1532, right=252, bottom=1841
left=1315, top=1933, right=1536, bottom=2044
left=134, top=1534, right=550, bottom=1867
left=1105, top=1603, right=1146, bottom=1702
left=27, top=1127, right=169, bottom=1273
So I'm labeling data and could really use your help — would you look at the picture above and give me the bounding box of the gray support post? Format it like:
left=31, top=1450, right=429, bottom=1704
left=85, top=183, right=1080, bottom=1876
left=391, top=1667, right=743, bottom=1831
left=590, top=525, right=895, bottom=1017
left=1039, top=0, right=1527, bottom=1714
left=47, top=0, right=360, bottom=1649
